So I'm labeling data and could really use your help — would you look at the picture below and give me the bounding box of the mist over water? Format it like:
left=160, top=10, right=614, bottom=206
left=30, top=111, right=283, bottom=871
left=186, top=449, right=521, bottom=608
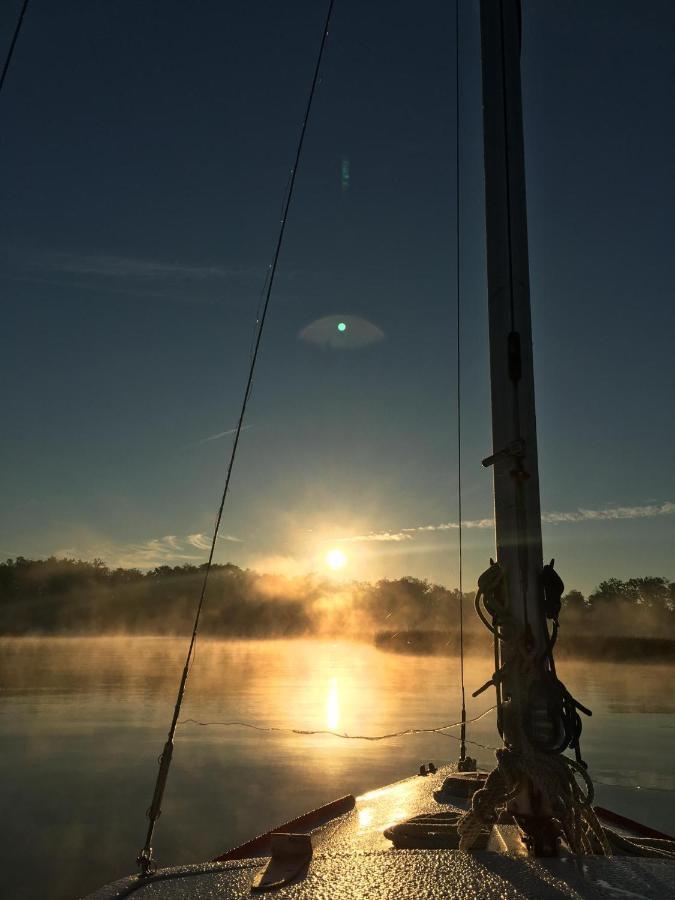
left=2, top=560, right=673, bottom=662
left=1, top=636, right=673, bottom=900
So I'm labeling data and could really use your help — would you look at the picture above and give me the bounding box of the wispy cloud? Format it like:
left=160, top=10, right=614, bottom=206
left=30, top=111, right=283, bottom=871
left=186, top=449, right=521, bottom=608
left=184, top=532, right=243, bottom=550
left=541, top=501, right=675, bottom=524
left=193, top=424, right=253, bottom=446
left=10, top=274, right=182, bottom=301
left=403, top=519, right=495, bottom=533
left=6, top=250, right=258, bottom=302
left=112, top=536, right=202, bottom=568
left=340, top=531, right=414, bottom=543
left=49, top=253, right=246, bottom=281
left=186, top=533, right=212, bottom=551
left=340, top=502, right=675, bottom=544
left=57, top=531, right=244, bottom=569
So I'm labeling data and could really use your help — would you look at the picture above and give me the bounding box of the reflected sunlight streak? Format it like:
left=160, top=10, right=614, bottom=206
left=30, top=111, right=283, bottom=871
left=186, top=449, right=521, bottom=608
left=326, top=677, right=340, bottom=731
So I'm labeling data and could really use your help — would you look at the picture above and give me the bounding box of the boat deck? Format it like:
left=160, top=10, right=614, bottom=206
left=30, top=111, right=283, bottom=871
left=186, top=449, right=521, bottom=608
left=85, top=766, right=675, bottom=900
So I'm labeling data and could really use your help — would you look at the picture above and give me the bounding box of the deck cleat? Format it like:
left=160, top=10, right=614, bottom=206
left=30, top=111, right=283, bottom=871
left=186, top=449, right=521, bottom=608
left=251, top=833, right=313, bottom=893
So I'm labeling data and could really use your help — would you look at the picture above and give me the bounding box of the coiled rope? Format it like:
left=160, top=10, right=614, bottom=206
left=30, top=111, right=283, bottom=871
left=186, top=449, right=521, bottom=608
left=456, top=744, right=675, bottom=859
left=136, top=0, right=336, bottom=876
left=455, top=560, right=675, bottom=859
left=457, top=745, right=609, bottom=854
left=456, top=558, right=605, bottom=852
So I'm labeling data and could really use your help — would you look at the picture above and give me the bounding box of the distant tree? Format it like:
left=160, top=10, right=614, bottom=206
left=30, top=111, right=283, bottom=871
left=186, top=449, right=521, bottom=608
left=588, top=578, right=634, bottom=606
left=625, top=576, right=670, bottom=609
left=561, top=589, right=586, bottom=611
left=363, top=577, right=438, bottom=629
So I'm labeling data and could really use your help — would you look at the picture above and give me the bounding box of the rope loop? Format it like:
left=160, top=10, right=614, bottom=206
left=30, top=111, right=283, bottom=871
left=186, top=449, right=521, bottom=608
left=461, top=559, right=612, bottom=856
left=457, top=746, right=611, bottom=855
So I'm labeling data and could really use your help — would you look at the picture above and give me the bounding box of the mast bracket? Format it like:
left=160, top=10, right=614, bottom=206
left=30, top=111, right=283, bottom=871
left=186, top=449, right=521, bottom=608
left=481, top=438, right=525, bottom=468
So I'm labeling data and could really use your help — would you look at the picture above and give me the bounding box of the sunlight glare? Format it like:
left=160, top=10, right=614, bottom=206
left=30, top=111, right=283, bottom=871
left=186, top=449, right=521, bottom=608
left=325, top=548, right=347, bottom=570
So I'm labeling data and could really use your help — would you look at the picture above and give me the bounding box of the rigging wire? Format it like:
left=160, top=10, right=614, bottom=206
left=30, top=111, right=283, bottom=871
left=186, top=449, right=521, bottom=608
left=455, top=0, right=467, bottom=765
left=0, top=0, right=30, bottom=98
left=136, top=0, right=336, bottom=876
left=178, top=706, right=498, bottom=751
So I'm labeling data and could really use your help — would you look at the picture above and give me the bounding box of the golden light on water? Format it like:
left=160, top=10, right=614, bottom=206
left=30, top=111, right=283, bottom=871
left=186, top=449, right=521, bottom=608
left=325, top=548, right=347, bottom=571
left=326, top=677, right=340, bottom=730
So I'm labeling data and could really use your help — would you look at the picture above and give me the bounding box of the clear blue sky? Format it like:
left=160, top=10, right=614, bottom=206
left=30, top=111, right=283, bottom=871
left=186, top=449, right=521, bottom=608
left=1, top=0, right=673, bottom=594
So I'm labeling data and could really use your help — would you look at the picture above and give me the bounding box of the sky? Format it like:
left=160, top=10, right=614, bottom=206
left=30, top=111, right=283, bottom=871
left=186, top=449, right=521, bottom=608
left=0, top=0, right=673, bottom=595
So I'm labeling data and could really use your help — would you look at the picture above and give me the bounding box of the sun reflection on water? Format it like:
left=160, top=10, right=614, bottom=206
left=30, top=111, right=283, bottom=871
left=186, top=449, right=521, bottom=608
left=326, top=677, right=340, bottom=730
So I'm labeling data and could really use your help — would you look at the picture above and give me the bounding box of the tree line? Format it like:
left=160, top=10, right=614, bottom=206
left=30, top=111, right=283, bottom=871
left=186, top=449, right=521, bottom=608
left=0, top=556, right=672, bottom=638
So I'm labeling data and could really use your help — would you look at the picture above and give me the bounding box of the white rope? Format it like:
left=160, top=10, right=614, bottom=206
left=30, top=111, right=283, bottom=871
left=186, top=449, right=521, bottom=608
left=456, top=746, right=611, bottom=854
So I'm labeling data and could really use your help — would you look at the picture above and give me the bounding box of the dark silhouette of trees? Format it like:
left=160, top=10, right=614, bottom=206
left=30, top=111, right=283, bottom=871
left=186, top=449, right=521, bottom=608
left=561, top=589, right=586, bottom=610
left=0, top=557, right=672, bottom=638
left=587, top=576, right=673, bottom=612
left=626, top=576, right=671, bottom=609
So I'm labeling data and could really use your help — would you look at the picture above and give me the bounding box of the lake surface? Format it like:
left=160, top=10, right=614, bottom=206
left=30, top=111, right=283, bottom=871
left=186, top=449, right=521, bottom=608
left=1, top=636, right=673, bottom=900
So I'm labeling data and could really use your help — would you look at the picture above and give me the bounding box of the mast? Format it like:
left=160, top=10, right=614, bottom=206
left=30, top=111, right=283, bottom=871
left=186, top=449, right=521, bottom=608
left=465, top=6, right=594, bottom=855
left=479, top=0, right=546, bottom=747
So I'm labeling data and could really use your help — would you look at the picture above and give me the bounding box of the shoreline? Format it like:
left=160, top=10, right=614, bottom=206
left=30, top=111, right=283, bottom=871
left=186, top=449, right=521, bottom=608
left=1, top=630, right=673, bottom=664
left=373, top=629, right=675, bottom=663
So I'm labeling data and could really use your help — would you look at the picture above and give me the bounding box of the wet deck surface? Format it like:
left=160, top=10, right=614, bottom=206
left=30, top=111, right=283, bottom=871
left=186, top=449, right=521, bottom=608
left=85, top=766, right=675, bottom=900
left=86, top=853, right=675, bottom=900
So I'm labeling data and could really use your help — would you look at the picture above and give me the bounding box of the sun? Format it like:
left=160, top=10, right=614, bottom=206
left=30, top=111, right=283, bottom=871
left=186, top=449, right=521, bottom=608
left=325, top=548, right=347, bottom=571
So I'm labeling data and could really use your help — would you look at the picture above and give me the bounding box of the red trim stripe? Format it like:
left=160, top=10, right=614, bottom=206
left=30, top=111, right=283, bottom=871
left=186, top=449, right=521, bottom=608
left=214, top=794, right=356, bottom=861
left=594, top=805, right=675, bottom=842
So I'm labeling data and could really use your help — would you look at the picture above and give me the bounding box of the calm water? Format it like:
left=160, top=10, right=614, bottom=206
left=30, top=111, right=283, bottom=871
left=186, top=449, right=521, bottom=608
left=1, top=636, right=673, bottom=900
